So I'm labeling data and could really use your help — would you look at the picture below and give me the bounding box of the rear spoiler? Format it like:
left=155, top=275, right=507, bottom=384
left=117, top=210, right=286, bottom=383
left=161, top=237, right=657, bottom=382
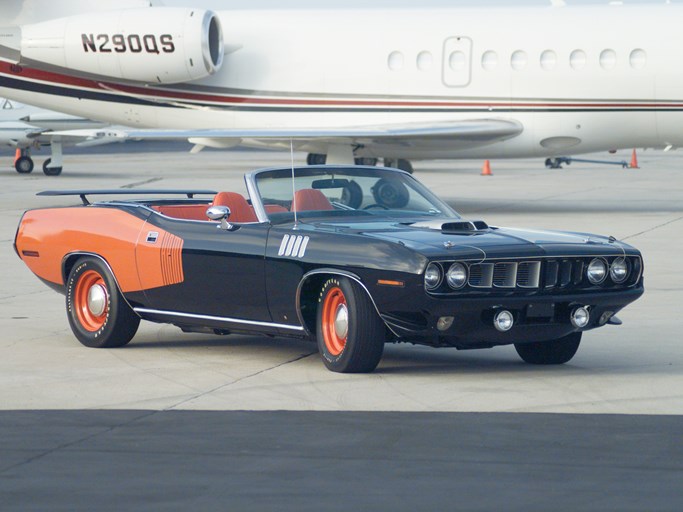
left=37, top=189, right=218, bottom=206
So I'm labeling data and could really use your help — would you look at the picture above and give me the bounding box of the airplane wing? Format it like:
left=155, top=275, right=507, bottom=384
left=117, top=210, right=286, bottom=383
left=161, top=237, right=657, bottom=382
left=47, top=118, right=524, bottom=151
left=25, top=128, right=126, bottom=148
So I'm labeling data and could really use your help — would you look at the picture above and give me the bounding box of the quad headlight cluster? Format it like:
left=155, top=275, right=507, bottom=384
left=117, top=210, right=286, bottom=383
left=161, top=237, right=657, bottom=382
left=586, top=257, right=630, bottom=285
left=425, top=262, right=468, bottom=291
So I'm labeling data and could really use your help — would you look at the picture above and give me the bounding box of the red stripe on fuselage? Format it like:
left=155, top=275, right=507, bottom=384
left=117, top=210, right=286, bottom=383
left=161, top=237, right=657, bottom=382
left=3, top=60, right=683, bottom=110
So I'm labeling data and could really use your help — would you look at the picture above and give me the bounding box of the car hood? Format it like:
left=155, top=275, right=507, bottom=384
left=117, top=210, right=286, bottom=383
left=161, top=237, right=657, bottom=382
left=336, top=219, right=633, bottom=260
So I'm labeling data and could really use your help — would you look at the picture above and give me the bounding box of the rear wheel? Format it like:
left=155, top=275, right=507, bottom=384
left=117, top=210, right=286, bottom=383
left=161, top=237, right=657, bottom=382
left=514, top=332, right=582, bottom=365
left=316, top=276, right=385, bottom=373
left=66, top=257, right=140, bottom=348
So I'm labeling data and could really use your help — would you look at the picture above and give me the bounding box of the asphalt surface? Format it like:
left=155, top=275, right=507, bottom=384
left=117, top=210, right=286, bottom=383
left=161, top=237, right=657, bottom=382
left=2, top=410, right=682, bottom=512
left=1, top=147, right=682, bottom=510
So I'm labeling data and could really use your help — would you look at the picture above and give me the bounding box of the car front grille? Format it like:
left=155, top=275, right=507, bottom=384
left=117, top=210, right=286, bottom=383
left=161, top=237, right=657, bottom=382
left=429, top=256, right=641, bottom=295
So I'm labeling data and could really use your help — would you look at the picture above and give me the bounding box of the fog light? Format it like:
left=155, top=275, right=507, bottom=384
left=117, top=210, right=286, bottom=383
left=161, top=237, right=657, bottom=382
left=437, top=316, right=454, bottom=331
left=571, top=306, right=590, bottom=328
left=493, top=310, right=514, bottom=332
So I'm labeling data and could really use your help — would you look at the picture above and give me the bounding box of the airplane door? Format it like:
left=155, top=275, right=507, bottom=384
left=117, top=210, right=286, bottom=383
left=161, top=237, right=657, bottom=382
left=442, top=37, right=472, bottom=87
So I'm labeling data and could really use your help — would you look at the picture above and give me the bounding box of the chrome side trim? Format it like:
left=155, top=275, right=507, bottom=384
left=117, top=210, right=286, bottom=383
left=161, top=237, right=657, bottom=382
left=133, top=308, right=305, bottom=332
left=61, top=251, right=141, bottom=318
left=295, top=268, right=400, bottom=338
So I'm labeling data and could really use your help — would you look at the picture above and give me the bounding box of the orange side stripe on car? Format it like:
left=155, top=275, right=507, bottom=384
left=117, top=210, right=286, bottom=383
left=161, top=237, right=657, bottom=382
left=16, top=208, right=185, bottom=292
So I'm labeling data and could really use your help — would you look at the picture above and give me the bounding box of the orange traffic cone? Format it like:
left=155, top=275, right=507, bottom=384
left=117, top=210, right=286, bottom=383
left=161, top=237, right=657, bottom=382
left=629, top=149, right=639, bottom=169
left=481, top=160, right=493, bottom=176
left=14, top=148, right=21, bottom=164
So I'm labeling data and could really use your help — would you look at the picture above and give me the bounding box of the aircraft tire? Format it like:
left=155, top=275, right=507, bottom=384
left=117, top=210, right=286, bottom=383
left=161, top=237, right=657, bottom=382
left=306, top=153, right=327, bottom=165
left=396, top=158, right=414, bottom=174
left=15, top=156, right=34, bottom=174
left=42, top=159, right=63, bottom=176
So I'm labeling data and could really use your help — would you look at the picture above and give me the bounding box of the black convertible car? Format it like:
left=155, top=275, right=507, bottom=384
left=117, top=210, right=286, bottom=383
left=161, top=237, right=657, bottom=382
left=15, top=165, right=644, bottom=372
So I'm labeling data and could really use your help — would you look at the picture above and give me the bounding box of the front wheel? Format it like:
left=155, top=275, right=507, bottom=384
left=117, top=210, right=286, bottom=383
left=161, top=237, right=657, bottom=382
left=15, top=156, right=34, bottom=174
left=316, top=277, right=385, bottom=373
left=514, top=332, right=582, bottom=365
left=66, top=257, right=140, bottom=348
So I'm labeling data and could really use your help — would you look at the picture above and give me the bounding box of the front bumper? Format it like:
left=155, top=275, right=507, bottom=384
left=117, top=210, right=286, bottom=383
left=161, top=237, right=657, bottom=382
left=380, top=286, right=644, bottom=348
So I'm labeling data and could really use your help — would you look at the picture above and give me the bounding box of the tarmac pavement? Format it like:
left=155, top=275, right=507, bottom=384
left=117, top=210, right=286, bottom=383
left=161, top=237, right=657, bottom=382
left=0, top=147, right=681, bottom=510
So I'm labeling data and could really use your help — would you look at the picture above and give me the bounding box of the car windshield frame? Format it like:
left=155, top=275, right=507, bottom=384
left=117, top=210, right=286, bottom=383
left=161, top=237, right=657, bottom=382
left=245, top=165, right=460, bottom=224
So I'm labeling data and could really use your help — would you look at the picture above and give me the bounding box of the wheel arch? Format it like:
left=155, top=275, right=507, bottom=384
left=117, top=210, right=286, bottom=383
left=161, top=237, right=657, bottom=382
left=295, top=268, right=397, bottom=338
left=61, top=252, right=140, bottom=316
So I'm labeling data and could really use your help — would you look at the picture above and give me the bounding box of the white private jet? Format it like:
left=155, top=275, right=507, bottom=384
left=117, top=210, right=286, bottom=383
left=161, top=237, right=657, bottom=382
left=1, top=0, right=682, bottom=172
left=0, top=98, right=115, bottom=175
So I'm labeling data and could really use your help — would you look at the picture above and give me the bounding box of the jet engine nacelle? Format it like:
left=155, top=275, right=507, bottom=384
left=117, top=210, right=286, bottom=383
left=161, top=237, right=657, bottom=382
left=18, top=7, right=223, bottom=84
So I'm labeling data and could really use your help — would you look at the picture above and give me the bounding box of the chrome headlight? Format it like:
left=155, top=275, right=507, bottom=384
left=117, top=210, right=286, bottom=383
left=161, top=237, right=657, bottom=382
left=587, top=258, right=607, bottom=284
left=610, top=258, right=629, bottom=283
left=424, top=263, right=442, bottom=290
left=446, top=262, right=468, bottom=289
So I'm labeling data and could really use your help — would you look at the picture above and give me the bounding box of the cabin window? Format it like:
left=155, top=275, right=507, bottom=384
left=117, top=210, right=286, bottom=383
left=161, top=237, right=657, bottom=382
left=481, top=51, right=498, bottom=70
left=600, top=49, right=617, bottom=69
left=630, top=49, right=646, bottom=69
left=387, top=51, right=404, bottom=71
left=540, top=50, right=557, bottom=70
left=417, top=51, right=433, bottom=71
left=570, top=49, right=587, bottom=69
left=510, top=50, right=528, bottom=70
left=448, top=51, right=467, bottom=71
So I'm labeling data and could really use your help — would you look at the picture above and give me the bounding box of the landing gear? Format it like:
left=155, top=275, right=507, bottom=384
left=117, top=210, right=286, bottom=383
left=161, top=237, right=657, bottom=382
left=15, top=155, right=34, bottom=174
left=545, top=157, right=567, bottom=169
left=383, top=158, right=414, bottom=174
left=14, top=141, right=65, bottom=176
left=42, top=158, right=63, bottom=176
left=354, top=157, right=378, bottom=166
left=307, top=153, right=327, bottom=165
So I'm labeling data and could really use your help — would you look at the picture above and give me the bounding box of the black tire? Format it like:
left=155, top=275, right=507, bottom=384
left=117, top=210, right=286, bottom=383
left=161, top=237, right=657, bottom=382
left=306, top=153, right=327, bottom=165
left=43, top=158, right=63, bottom=176
left=514, top=332, right=582, bottom=365
left=316, top=276, right=385, bottom=373
left=354, top=157, right=378, bottom=166
left=396, top=158, right=414, bottom=174
left=66, top=257, right=140, bottom=348
left=15, top=156, right=34, bottom=174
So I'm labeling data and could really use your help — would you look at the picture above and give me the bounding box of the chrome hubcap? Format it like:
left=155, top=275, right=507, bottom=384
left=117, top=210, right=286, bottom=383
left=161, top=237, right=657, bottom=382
left=87, top=284, right=107, bottom=316
left=334, top=304, right=349, bottom=339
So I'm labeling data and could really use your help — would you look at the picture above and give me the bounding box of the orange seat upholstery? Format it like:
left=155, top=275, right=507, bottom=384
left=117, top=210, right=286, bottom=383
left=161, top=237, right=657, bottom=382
left=293, top=189, right=333, bottom=211
left=212, top=192, right=258, bottom=223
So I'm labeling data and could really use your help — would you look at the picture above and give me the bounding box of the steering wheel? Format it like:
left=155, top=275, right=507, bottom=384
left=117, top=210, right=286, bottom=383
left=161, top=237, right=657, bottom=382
left=363, top=204, right=389, bottom=210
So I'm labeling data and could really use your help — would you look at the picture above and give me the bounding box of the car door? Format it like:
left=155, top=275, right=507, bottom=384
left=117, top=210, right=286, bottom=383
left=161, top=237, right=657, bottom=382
left=136, top=216, right=272, bottom=323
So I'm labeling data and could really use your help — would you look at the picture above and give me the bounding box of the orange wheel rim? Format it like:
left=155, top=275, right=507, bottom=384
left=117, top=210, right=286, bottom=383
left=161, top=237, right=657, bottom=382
left=74, top=270, right=109, bottom=332
left=322, top=286, right=348, bottom=356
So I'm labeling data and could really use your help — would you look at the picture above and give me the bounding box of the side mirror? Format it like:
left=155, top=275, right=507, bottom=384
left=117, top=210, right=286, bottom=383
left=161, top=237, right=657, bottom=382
left=206, top=205, right=234, bottom=230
